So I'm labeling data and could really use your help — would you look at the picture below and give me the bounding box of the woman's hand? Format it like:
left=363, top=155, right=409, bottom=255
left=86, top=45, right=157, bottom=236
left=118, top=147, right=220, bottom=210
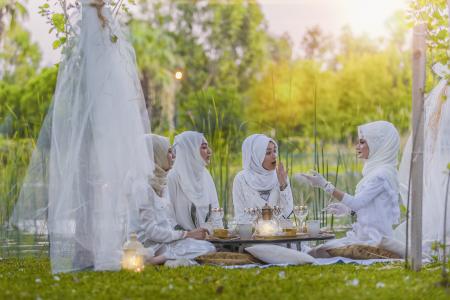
left=276, top=162, right=288, bottom=190
left=185, top=228, right=208, bottom=240
left=325, top=202, right=351, bottom=216
left=300, top=170, right=327, bottom=188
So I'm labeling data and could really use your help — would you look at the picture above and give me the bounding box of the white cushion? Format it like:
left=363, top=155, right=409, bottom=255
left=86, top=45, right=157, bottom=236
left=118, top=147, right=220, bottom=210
left=377, top=237, right=406, bottom=258
left=245, top=245, right=315, bottom=265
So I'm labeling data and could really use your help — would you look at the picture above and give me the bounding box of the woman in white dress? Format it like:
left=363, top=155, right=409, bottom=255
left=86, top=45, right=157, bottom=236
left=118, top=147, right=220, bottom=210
left=301, top=121, right=401, bottom=257
left=128, top=134, right=216, bottom=264
left=232, top=134, right=293, bottom=223
left=168, top=131, right=221, bottom=230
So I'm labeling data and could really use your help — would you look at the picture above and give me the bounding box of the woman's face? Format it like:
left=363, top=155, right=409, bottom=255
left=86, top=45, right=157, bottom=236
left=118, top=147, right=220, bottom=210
left=356, top=138, right=369, bottom=159
left=166, top=146, right=176, bottom=170
left=200, top=140, right=212, bottom=165
left=262, top=141, right=277, bottom=171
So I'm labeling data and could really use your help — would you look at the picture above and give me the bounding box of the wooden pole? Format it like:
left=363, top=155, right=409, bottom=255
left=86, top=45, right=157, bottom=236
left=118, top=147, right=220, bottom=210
left=410, top=23, right=427, bottom=272
left=447, top=0, right=450, bottom=49
left=448, top=0, right=450, bottom=34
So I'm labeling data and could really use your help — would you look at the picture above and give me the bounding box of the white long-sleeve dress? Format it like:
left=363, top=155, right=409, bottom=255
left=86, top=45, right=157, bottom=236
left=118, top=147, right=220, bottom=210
left=309, top=170, right=400, bottom=257
left=167, top=171, right=221, bottom=230
left=128, top=183, right=216, bottom=260
left=232, top=171, right=294, bottom=223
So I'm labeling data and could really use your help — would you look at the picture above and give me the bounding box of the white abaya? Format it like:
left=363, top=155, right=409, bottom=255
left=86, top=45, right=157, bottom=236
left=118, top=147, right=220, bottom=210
left=309, top=121, right=401, bottom=258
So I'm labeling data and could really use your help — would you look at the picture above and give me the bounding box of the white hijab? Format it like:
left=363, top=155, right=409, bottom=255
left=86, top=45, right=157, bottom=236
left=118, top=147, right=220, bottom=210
left=357, top=121, right=400, bottom=221
left=241, top=134, right=279, bottom=192
left=145, top=134, right=170, bottom=197
left=171, top=131, right=218, bottom=207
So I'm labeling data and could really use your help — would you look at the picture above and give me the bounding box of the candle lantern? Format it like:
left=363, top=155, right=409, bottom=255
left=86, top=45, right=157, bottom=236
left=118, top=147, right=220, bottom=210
left=256, top=203, right=278, bottom=236
left=122, top=233, right=145, bottom=272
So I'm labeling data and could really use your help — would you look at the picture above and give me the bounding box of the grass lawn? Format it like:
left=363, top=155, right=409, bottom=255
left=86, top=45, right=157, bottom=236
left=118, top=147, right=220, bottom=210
left=1, top=258, right=449, bottom=299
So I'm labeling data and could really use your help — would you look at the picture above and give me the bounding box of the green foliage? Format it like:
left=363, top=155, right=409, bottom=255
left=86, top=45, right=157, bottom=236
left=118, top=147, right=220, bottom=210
left=409, top=0, right=449, bottom=64
left=51, top=13, right=66, bottom=34
left=129, top=19, right=181, bottom=131
left=0, top=66, right=58, bottom=138
left=0, top=23, right=42, bottom=83
left=247, top=25, right=413, bottom=141
left=0, top=138, right=33, bottom=225
left=0, top=0, right=27, bottom=38
left=1, top=258, right=450, bottom=299
left=133, top=1, right=270, bottom=135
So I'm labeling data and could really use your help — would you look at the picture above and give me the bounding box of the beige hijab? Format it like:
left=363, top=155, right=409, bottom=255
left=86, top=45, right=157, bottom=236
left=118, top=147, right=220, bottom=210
left=145, top=134, right=171, bottom=197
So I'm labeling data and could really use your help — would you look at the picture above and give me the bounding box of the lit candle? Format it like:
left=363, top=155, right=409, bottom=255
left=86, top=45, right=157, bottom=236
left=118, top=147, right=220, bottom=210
left=257, top=220, right=278, bottom=236
left=122, top=233, right=145, bottom=272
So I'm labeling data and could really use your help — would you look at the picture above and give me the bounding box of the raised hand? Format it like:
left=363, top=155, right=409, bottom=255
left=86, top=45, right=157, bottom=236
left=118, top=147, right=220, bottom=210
left=276, top=161, right=288, bottom=189
left=300, top=170, right=327, bottom=188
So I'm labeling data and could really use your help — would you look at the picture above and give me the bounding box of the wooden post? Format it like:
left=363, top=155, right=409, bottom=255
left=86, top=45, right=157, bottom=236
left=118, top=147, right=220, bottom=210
left=447, top=1, right=450, bottom=46
left=410, top=23, right=427, bottom=271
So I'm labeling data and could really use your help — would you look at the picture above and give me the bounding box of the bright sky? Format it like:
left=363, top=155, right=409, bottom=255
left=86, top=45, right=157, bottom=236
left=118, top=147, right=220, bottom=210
left=25, top=0, right=409, bottom=66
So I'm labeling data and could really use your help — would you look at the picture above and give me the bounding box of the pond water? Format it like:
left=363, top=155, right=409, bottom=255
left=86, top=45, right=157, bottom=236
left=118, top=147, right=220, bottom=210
left=1, top=228, right=49, bottom=258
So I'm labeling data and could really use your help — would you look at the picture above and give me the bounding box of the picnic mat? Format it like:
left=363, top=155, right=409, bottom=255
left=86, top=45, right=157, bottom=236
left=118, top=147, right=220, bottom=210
left=221, top=257, right=407, bottom=269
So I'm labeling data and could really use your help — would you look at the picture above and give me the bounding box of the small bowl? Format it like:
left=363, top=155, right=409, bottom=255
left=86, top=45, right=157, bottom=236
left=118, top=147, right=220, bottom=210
left=213, top=228, right=229, bottom=238
left=282, top=228, right=297, bottom=236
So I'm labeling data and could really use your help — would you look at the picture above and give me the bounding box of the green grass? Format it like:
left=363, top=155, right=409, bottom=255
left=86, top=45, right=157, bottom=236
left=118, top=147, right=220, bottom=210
left=1, top=258, right=449, bottom=299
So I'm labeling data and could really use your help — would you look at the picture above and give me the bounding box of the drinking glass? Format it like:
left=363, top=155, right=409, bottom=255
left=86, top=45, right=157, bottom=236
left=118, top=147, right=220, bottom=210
left=293, top=205, right=309, bottom=231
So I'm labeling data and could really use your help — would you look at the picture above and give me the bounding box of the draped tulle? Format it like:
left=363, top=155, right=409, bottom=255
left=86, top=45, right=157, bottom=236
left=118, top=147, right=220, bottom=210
left=10, top=2, right=154, bottom=273
left=397, top=63, right=450, bottom=254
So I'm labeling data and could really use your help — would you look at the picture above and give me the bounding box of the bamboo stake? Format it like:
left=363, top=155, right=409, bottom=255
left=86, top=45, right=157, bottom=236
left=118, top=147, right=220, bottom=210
left=410, top=23, right=427, bottom=271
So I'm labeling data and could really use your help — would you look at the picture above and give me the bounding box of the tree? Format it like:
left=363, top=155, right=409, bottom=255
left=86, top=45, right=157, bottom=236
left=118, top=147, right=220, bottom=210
left=409, top=0, right=449, bottom=64
left=0, top=23, right=42, bottom=83
left=0, top=0, right=27, bottom=39
left=301, top=25, right=333, bottom=63
left=130, top=20, right=181, bottom=132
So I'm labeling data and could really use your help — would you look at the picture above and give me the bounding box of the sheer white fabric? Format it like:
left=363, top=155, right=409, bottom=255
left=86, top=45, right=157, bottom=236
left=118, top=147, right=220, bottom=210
left=168, top=131, right=220, bottom=230
left=11, top=2, right=154, bottom=273
left=397, top=63, right=450, bottom=253
left=233, top=172, right=294, bottom=223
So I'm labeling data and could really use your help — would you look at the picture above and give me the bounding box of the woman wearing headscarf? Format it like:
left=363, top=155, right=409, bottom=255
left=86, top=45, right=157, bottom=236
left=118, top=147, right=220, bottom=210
left=168, top=131, right=221, bottom=230
left=233, top=134, right=294, bottom=223
left=301, top=121, right=401, bottom=257
left=128, top=134, right=216, bottom=265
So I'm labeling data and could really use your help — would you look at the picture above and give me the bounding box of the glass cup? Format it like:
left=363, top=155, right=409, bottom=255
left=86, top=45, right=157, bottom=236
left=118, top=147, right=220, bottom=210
left=306, top=220, right=320, bottom=235
left=237, top=223, right=253, bottom=239
left=293, top=205, right=308, bottom=231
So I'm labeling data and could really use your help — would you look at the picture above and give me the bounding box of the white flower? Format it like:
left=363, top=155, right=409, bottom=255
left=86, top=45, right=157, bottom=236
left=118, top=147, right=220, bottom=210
left=278, top=271, right=286, bottom=279
left=376, top=282, right=385, bottom=288
left=53, top=276, right=60, bottom=281
left=35, top=278, right=42, bottom=283
left=346, top=278, right=359, bottom=286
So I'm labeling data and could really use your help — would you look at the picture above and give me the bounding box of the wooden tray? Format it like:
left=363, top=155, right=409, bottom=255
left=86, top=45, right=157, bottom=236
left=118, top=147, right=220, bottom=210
left=207, top=235, right=240, bottom=241
left=253, top=234, right=306, bottom=240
